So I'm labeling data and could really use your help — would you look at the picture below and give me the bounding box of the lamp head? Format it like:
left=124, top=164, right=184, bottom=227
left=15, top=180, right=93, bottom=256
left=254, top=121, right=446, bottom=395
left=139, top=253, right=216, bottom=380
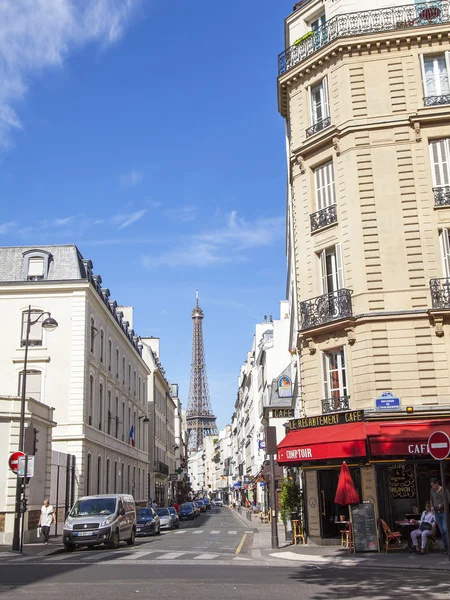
left=42, top=316, right=58, bottom=332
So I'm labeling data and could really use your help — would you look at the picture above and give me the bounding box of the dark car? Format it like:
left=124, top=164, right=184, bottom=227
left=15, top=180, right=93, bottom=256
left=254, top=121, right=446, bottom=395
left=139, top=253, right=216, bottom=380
left=179, top=503, right=196, bottom=520
left=196, top=500, right=207, bottom=513
left=168, top=507, right=180, bottom=528
left=136, top=507, right=160, bottom=537
left=202, top=498, right=211, bottom=510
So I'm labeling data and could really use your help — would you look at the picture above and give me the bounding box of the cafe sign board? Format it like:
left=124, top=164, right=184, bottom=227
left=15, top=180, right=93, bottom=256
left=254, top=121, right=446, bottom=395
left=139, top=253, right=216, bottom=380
left=278, top=376, right=292, bottom=399
left=272, top=409, right=294, bottom=419
left=288, top=410, right=364, bottom=431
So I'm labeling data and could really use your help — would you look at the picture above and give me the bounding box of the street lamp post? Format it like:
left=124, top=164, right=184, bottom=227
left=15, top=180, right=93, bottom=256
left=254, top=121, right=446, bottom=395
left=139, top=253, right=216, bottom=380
left=12, top=306, right=58, bottom=552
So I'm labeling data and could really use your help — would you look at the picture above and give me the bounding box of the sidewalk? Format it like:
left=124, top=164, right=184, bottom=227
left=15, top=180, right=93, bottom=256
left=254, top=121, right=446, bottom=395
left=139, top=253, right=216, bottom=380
left=231, top=508, right=450, bottom=571
left=0, top=536, right=62, bottom=557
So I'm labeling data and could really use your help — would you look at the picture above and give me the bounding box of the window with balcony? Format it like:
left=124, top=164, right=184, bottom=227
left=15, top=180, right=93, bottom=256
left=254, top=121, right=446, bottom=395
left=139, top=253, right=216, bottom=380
left=310, top=13, right=326, bottom=49
left=116, top=348, right=119, bottom=379
left=321, top=348, right=349, bottom=414
left=108, top=339, right=112, bottom=371
left=421, top=53, right=450, bottom=106
left=99, top=384, right=103, bottom=431
left=115, top=396, right=119, bottom=438
left=90, top=318, right=96, bottom=354
left=311, top=161, right=337, bottom=232
left=307, top=78, right=330, bottom=137
left=89, top=375, right=94, bottom=426
left=21, top=310, right=43, bottom=346
left=107, top=390, right=112, bottom=435
left=100, top=330, right=104, bottom=363
left=431, top=228, right=450, bottom=309
left=430, top=138, right=450, bottom=206
left=320, top=244, right=343, bottom=296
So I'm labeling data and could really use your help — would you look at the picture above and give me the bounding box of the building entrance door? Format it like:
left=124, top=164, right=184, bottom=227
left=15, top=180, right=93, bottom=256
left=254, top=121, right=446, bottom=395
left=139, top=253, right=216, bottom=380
left=318, top=469, right=340, bottom=538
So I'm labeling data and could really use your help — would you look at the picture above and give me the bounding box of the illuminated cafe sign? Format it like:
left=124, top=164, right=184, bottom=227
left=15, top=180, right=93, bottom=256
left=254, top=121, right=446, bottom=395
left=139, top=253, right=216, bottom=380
left=289, top=410, right=365, bottom=431
left=272, top=409, right=294, bottom=419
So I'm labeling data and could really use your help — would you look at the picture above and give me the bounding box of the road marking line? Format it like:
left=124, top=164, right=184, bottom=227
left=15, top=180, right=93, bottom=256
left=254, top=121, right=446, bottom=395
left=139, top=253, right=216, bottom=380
left=192, top=530, right=204, bottom=534
left=156, top=552, right=185, bottom=560
left=174, top=531, right=187, bottom=534
left=235, top=533, right=247, bottom=554
left=228, top=531, right=237, bottom=535
left=121, top=550, right=157, bottom=560
left=194, top=553, right=219, bottom=560
left=210, top=530, right=220, bottom=534
left=79, top=551, right=115, bottom=561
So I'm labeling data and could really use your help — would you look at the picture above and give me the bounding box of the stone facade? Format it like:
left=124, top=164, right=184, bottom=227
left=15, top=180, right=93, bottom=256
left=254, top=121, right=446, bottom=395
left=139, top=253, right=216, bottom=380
left=279, top=0, right=450, bottom=415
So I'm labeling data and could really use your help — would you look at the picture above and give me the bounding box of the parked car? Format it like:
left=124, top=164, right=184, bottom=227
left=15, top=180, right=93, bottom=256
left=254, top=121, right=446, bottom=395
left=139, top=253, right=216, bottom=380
left=136, top=507, right=161, bottom=537
left=63, top=494, right=136, bottom=552
left=202, top=498, right=211, bottom=510
left=196, top=500, right=207, bottom=513
left=192, top=502, right=201, bottom=517
left=179, top=502, right=196, bottom=520
left=213, top=499, right=223, bottom=507
left=168, top=507, right=180, bottom=528
left=156, top=508, right=176, bottom=530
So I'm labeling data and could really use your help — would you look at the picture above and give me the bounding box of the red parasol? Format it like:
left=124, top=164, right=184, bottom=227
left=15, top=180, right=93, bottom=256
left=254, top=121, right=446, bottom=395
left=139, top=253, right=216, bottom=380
left=334, top=461, right=360, bottom=506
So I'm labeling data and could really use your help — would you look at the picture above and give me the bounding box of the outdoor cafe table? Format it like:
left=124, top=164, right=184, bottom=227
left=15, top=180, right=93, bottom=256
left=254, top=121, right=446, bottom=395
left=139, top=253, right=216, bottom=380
left=395, top=519, right=419, bottom=551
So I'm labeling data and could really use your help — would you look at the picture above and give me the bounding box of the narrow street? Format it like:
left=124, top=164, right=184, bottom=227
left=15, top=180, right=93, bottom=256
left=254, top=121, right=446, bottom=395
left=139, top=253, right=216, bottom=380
left=0, top=508, right=449, bottom=600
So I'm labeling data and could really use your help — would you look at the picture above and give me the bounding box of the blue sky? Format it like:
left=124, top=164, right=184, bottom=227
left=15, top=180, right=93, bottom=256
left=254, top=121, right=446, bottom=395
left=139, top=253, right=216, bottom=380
left=0, top=0, right=292, bottom=429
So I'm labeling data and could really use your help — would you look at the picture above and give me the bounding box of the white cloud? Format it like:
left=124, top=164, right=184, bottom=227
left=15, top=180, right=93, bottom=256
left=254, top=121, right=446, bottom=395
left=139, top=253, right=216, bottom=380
left=0, top=221, right=17, bottom=234
left=120, top=169, right=143, bottom=187
left=141, top=211, right=285, bottom=269
left=0, top=0, right=141, bottom=147
left=165, top=205, right=198, bottom=223
left=111, top=208, right=147, bottom=229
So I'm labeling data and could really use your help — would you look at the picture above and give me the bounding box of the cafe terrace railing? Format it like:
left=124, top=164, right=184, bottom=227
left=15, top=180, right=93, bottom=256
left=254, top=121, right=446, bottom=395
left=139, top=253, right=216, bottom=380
left=278, top=2, right=450, bottom=75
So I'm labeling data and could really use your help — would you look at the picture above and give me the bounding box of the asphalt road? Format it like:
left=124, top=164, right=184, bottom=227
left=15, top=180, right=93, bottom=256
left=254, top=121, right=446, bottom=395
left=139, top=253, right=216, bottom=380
left=0, top=508, right=449, bottom=599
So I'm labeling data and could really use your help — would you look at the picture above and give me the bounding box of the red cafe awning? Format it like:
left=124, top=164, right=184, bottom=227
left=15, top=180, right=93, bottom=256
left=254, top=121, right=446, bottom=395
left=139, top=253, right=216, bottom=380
left=277, top=421, right=367, bottom=464
left=367, top=418, right=450, bottom=457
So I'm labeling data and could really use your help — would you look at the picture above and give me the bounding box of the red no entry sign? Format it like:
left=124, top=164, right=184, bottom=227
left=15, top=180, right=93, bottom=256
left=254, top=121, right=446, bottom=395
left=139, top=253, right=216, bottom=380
left=8, top=451, right=25, bottom=474
left=428, top=431, right=450, bottom=461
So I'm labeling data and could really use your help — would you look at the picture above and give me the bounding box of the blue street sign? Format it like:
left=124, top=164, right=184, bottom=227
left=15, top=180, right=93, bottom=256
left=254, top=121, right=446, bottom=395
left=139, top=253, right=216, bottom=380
left=375, top=391, right=401, bottom=411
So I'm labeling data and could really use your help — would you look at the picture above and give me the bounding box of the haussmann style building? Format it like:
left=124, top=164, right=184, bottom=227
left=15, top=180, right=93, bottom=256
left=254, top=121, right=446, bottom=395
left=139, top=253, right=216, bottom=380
left=276, top=0, right=450, bottom=546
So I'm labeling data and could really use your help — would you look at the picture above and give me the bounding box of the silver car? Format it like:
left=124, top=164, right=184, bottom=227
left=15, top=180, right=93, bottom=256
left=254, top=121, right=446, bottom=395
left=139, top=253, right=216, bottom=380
left=156, top=508, right=176, bottom=530
left=63, top=494, right=136, bottom=551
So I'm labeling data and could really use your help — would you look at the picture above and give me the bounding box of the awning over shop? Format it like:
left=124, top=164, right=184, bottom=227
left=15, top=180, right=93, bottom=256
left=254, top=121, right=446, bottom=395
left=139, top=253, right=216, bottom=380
left=366, top=418, right=450, bottom=457
left=277, top=421, right=367, bottom=464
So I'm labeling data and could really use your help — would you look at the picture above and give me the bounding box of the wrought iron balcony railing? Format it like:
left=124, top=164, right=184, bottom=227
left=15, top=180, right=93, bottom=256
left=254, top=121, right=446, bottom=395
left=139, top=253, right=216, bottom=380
left=310, top=204, right=337, bottom=233
left=300, top=288, right=353, bottom=330
left=322, top=395, right=351, bottom=414
left=278, top=2, right=450, bottom=75
left=424, top=94, right=450, bottom=106
left=430, top=278, right=450, bottom=308
left=154, top=461, right=169, bottom=476
left=434, top=186, right=450, bottom=206
left=306, top=116, right=332, bottom=138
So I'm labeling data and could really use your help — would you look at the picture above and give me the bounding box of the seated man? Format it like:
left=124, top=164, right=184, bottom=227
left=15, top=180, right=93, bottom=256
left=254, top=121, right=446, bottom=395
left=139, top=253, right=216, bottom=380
left=411, top=503, right=435, bottom=554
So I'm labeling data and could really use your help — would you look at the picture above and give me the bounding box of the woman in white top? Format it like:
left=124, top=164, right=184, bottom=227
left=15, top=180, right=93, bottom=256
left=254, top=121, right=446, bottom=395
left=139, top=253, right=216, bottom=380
left=411, top=503, right=436, bottom=554
left=38, top=499, right=55, bottom=544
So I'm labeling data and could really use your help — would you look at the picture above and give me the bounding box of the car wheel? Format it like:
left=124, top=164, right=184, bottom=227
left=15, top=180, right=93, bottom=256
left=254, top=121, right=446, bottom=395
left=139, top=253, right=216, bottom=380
left=64, top=543, right=76, bottom=552
left=108, top=530, right=120, bottom=549
left=127, top=529, right=136, bottom=546
left=156, top=526, right=161, bottom=536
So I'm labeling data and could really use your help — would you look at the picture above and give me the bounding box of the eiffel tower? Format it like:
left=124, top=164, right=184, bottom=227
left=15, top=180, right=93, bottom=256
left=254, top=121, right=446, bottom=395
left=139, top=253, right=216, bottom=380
left=186, top=291, right=218, bottom=453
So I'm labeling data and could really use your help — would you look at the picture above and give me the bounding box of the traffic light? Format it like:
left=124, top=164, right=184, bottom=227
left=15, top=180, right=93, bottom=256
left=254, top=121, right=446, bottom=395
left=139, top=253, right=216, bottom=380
left=20, top=497, right=28, bottom=513
left=24, top=425, right=38, bottom=455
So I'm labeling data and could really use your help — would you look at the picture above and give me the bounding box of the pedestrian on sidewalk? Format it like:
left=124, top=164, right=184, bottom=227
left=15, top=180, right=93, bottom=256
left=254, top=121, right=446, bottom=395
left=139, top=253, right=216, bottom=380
left=430, top=478, right=450, bottom=555
left=38, top=499, right=55, bottom=544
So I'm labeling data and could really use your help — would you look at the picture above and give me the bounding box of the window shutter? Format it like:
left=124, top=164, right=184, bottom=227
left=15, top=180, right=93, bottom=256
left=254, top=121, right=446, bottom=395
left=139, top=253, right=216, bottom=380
left=320, top=249, right=328, bottom=294
left=430, top=140, right=450, bottom=187
left=335, top=243, right=344, bottom=288
left=322, top=352, right=329, bottom=398
left=419, top=54, right=427, bottom=97
left=322, top=77, right=329, bottom=118
left=327, top=161, right=335, bottom=206
left=440, top=228, right=450, bottom=277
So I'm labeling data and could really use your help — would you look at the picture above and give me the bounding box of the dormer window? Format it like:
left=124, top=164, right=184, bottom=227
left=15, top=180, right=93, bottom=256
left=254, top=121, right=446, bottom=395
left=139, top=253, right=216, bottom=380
left=23, top=249, right=52, bottom=281
left=27, top=257, right=44, bottom=281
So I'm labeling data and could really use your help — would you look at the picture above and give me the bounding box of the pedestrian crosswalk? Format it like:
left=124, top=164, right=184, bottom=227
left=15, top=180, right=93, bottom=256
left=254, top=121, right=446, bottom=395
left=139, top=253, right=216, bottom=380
left=0, top=549, right=255, bottom=565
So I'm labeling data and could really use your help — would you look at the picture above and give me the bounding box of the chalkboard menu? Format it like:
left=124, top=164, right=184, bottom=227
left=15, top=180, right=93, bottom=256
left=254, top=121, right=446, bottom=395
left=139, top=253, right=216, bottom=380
left=351, top=503, right=379, bottom=553
left=388, top=464, right=416, bottom=499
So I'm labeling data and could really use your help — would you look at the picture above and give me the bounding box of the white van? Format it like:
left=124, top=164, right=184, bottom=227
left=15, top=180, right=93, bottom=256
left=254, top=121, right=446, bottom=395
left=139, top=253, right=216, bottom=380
left=63, top=494, right=136, bottom=551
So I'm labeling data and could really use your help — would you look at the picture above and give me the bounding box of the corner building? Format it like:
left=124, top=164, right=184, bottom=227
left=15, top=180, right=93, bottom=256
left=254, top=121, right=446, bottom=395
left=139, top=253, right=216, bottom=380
left=277, top=0, right=450, bottom=544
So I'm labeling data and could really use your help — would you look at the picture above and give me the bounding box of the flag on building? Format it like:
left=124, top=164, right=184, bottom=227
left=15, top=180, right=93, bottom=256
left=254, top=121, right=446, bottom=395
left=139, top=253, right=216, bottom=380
left=129, top=425, right=135, bottom=447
